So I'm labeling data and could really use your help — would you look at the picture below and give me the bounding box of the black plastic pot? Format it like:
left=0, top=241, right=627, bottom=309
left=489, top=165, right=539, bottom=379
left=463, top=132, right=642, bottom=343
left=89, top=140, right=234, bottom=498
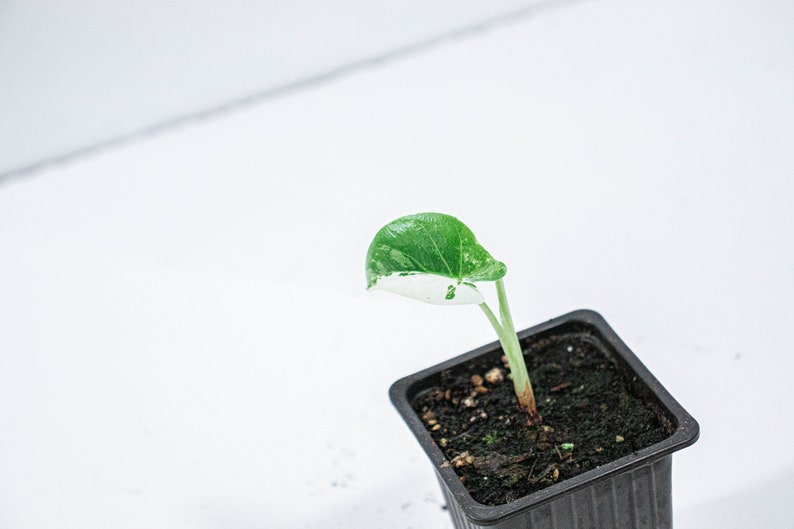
left=390, top=309, right=699, bottom=529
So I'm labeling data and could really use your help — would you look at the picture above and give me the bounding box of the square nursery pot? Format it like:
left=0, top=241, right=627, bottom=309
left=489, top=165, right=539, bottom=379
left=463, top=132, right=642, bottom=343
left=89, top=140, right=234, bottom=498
left=390, top=309, right=699, bottom=529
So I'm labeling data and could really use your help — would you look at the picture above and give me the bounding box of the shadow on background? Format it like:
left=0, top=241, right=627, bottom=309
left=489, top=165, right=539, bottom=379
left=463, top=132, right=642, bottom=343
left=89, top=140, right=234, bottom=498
left=678, top=468, right=794, bottom=528
left=200, top=473, right=453, bottom=529
left=0, top=0, right=585, bottom=183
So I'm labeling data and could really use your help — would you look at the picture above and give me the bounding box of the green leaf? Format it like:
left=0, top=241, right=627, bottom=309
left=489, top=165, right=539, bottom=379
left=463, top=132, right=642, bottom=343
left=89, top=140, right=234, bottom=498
left=365, top=213, right=506, bottom=305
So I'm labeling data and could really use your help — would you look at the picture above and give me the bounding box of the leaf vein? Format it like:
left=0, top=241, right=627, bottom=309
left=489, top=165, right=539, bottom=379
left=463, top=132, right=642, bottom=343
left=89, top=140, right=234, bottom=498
left=418, top=223, right=455, bottom=278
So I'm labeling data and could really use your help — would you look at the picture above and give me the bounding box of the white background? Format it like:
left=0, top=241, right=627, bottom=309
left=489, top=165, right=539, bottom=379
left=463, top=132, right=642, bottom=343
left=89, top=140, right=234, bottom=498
left=1, top=1, right=793, bottom=528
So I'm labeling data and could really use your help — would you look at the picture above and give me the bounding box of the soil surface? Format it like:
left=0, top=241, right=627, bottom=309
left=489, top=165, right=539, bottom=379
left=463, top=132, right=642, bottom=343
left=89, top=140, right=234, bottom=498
left=412, top=331, right=674, bottom=506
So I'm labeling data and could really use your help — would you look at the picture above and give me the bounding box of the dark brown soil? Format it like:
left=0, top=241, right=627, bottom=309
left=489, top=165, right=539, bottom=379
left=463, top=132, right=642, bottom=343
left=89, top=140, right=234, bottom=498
left=412, top=331, right=674, bottom=506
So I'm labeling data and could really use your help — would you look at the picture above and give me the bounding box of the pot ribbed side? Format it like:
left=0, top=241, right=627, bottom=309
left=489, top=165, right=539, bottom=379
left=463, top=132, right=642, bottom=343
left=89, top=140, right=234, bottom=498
left=438, top=456, right=673, bottom=529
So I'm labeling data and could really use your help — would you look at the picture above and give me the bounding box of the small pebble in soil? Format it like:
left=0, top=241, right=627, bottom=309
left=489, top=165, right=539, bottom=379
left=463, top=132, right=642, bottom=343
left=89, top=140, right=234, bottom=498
left=485, top=368, right=504, bottom=384
left=451, top=451, right=474, bottom=468
left=615, top=435, right=625, bottom=443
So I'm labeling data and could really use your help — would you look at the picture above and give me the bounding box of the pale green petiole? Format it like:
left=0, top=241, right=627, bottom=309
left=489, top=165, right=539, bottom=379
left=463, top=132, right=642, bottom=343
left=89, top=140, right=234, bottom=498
left=479, top=279, right=540, bottom=424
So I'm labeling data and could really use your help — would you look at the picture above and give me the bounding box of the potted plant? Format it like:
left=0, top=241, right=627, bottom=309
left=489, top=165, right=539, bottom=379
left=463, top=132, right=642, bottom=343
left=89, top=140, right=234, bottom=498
left=366, top=213, right=699, bottom=529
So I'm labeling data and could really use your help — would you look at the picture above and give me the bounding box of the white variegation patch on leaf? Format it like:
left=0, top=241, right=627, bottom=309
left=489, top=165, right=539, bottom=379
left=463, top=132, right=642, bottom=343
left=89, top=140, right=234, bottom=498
left=369, top=273, right=483, bottom=305
left=365, top=213, right=506, bottom=306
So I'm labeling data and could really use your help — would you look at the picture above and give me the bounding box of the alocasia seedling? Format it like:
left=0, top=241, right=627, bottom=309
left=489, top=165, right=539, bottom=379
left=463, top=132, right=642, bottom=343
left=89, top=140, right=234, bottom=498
left=366, top=212, right=540, bottom=424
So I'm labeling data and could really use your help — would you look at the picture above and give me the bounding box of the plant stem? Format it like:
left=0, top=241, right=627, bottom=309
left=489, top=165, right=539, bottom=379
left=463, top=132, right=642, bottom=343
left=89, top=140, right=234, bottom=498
left=479, top=279, right=540, bottom=424
left=479, top=302, right=509, bottom=347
